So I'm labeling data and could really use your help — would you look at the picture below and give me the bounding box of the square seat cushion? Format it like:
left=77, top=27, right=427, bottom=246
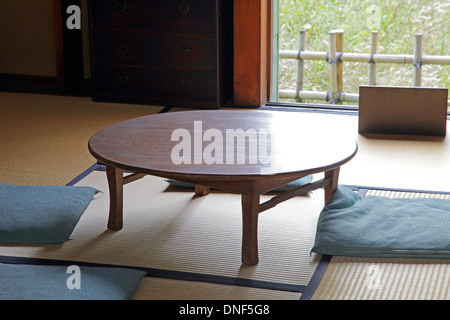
left=0, top=263, right=145, bottom=300
left=0, top=183, right=98, bottom=243
left=312, top=186, right=450, bottom=258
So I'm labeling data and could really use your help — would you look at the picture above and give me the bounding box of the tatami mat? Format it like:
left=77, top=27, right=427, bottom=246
left=131, top=277, right=300, bottom=300
left=3, top=92, right=450, bottom=194
left=0, top=92, right=161, bottom=185
left=312, top=256, right=450, bottom=300
left=2, top=92, right=450, bottom=300
left=294, top=111, right=450, bottom=194
left=365, top=188, right=450, bottom=199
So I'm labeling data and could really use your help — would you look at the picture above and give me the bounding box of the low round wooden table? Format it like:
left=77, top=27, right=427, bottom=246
left=88, top=110, right=357, bottom=266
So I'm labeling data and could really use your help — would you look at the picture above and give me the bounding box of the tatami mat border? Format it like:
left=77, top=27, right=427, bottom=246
left=1, top=163, right=308, bottom=295
left=342, top=184, right=450, bottom=196
left=6, top=165, right=450, bottom=299
left=66, top=163, right=100, bottom=186
left=0, top=255, right=305, bottom=294
left=85, top=165, right=450, bottom=298
left=300, top=255, right=332, bottom=300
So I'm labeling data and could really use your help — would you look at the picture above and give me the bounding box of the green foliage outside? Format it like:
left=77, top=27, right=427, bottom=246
left=278, top=0, right=449, bottom=104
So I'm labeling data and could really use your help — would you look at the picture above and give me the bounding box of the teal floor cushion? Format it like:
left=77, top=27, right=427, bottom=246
left=0, top=264, right=145, bottom=300
left=167, top=175, right=313, bottom=193
left=0, top=183, right=98, bottom=243
left=312, top=186, right=450, bottom=258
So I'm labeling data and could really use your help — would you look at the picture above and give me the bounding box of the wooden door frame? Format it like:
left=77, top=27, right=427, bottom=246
left=233, top=0, right=274, bottom=107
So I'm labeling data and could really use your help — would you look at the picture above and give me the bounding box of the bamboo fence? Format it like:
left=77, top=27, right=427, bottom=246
left=279, top=30, right=450, bottom=106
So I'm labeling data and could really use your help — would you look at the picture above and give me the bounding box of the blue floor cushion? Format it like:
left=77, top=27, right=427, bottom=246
left=0, top=264, right=145, bottom=300
left=0, top=183, right=98, bottom=243
left=167, top=175, right=313, bottom=193
left=312, top=186, right=450, bottom=258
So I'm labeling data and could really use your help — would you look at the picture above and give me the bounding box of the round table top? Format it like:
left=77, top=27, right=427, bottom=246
left=88, top=110, right=358, bottom=180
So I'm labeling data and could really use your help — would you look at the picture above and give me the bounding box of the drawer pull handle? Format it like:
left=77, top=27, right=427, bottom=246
left=118, top=45, right=129, bottom=54
left=118, top=75, right=130, bottom=84
left=114, top=2, right=127, bottom=12
left=180, top=47, right=192, bottom=53
left=179, top=79, right=192, bottom=88
left=178, top=4, right=191, bottom=14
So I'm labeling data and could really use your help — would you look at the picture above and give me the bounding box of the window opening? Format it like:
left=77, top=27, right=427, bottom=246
left=272, top=0, right=449, bottom=110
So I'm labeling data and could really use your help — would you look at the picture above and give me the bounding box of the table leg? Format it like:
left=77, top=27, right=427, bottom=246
left=241, top=192, right=260, bottom=266
left=194, top=185, right=210, bottom=196
left=106, top=166, right=124, bottom=231
left=324, top=167, right=340, bottom=203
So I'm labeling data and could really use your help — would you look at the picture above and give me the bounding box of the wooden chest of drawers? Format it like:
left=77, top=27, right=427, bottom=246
left=88, top=0, right=233, bottom=108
